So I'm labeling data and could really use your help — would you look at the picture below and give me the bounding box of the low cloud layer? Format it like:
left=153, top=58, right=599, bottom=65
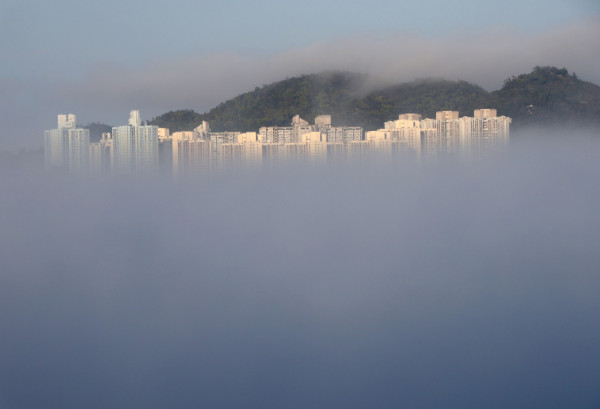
left=1, top=133, right=600, bottom=408
left=1, top=16, right=599, bottom=150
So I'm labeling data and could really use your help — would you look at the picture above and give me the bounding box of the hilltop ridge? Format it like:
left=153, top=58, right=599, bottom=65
left=147, top=66, right=600, bottom=133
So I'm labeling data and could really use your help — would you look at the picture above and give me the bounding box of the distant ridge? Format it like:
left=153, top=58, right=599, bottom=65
left=150, top=67, right=600, bottom=133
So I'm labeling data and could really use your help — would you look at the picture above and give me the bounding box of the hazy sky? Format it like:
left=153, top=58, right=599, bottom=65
left=1, top=0, right=599, bottom=150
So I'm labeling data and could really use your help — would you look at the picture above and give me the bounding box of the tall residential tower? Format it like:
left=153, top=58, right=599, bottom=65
left=112, top=110, right=159, bottom=175
left=44, top=114, right=90, bottom=173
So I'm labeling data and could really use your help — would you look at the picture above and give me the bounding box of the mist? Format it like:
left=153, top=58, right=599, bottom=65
left=2, top=14, right=600, bottom=151
left=1, top=130, right=599, bottom=408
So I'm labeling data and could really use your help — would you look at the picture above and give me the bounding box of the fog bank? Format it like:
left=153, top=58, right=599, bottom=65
left=1, top=132, right=599, bottom=408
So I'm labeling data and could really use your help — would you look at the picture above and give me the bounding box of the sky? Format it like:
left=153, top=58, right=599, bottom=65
left=0, top=0, right=599, bottom=149
left=1, top=133, right=600, bottom=408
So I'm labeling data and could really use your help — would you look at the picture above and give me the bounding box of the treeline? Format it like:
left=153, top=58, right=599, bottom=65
left=492, top=66, right=600, bottom=126
left=149, top=66, right=600, bottom=133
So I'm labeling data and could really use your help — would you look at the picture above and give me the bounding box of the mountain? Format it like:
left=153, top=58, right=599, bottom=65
left=151, top=72, right=368, bottom=132
left=150, top=67, right=600, bottom=132
left=491, top=66, right=600, bottom=127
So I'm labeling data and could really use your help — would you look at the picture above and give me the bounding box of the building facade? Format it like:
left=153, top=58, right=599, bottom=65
left=112, top=110, right=159, bottom=175
left=44, top=114, right=90, bottom=173
left=45, top=109, right=510, bottom=177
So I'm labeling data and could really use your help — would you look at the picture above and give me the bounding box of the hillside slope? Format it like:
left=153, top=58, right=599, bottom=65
left=151, top=67, right=600, bottom=132
left=492, top=66, right=600, bottom=127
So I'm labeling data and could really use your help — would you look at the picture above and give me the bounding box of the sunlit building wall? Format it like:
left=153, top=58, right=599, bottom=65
left=291, top=115, right=313, bottom=143
left=420, top=127, right=439, bottom=159
left=158, top=128, right=171, bottom=142
left=458, top=110, right=511, bottom=158
left=301, top=131, right=328, bottom=162
left=219, top=132, right=264, bottom=171
left=283, top=143, right=307, bottom=162
left=259, top=127, right=276, bottom=143
left=259, top=127, right=293, bottom=144
left=325, top=127, right=363, bottom=145
left=365, top=130, right=393, bottom=158
left=57, top=114, right=77, bottom=130
left=238, top=132, right=263, bottom=165
left=347, top=140, right=373, bottom=160
left=209, top=131, right=240, bottom=171
left=220, top=143, right=245, bottom=171
left=327, top=142, right=346, bottom=162
left=314, top=115, right=332, bottom=131
left=381, top=115, right=423, bottom=159
left=435, top=111, right=460, bottom=153
left=435, top=111, right=459, bottom=121
left=473, top=109, right=498, bottom=119
left=171, top=131, right=210, bottom=177
left=262, top=143, right=285, bottom=165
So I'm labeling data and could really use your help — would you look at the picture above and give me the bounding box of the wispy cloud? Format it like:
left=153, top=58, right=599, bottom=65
left=74, top=15, right=599, bottom=111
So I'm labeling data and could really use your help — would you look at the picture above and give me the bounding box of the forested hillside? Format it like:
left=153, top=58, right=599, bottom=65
left=150, top=67, right=600, bottom=132
left=491, top=66, right=600, bottom=127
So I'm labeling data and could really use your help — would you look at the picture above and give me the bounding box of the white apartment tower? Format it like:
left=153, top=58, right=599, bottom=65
left=112, top=110, right=159, bottom=175
left=44, top=114, right=90, bottom=173
left=129, top=110, right=142, bottom=127
left=57, top=114, right=77, bottom=130
left=459, top=109, right=510, bottom=157
left=171, top=130, right=211, bottom=178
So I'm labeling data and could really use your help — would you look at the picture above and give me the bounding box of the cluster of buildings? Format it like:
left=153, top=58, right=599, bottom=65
left=44, top=109, right=511, bottom=176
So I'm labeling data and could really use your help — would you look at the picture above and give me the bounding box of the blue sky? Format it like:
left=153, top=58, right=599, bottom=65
left=1, top=0, right=599, bottom=149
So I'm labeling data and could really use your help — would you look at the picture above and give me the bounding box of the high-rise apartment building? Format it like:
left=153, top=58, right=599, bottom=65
left=458, top=110, right=510, bottom=157
left=380, top=114, right=423, bottom=159
left=112, top=110, right=159, bottom=175
left=259, top=126, right=294, bottom=145
left=417, top=109, right=511, bottom=157
left=171, top=130, right=210, bottom=177
left=314, top=115, right=332, bottom=131
left=44, top=114, right=90, bottom=173
left=89, top=132, right=114, bottom=177
left=57, top=114, right=77, bottom=130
